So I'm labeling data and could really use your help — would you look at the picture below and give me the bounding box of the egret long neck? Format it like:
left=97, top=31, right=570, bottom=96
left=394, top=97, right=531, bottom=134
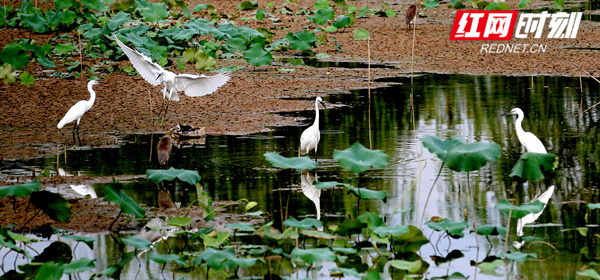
left=514, top=112, right=525, bottom=134
left=86, top=83, right=97, bottom=110
left=313, top=100, right=320, bottom=127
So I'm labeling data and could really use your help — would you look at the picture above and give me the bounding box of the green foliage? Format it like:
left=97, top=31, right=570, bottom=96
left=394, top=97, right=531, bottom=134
left=291, top=248, right=337, bottom=265
left=484, top=2, right=510, bottom=10
left=148, top=253, right=186, bottom=265
left=333, top=142, right=389, bottom=174
left=311, top=7, right=334, bottom=25
left=358, top=5, right=369, bottom=17
left=30, top=191, right=71, bottom=223
left=263, top=152, right=317, bottom=171
left=121, top=236, right=152, bottom=250
left=353, top=29, right=370, bottom=40
left=2, top=43, right=30, bottom=70
left=0, top=180, right=40, bottom=197
left=168, top=216, right=192, bottom=227
left=286, top=30, right=318, bottom=52
left=136, top=0, right=168, bottom=22
left=502, top=251, right=537, bottom=262
left=0, top=63, right=17, bottom=84
left=243, top=44, right=273, bottom=67
left=283, top=217, right=323, bottom=229
left=19, top=72, right=35, bottom=85
left=510, top=152, right=556, bottom=182
left=105, top=184, right=146, bottom=218
left=578, top=268, right=600, bottom=279
left=346, top=185, right=387, bottom=202
left=314, top=0, right=331, bottom=10
left=495, top=199, right=545, bottom=219
left=475, top=225, right=506, bottom=236
left=444, top=142, right=501, bottom=172
left=423, top=0, right=439, bottom=9
left=389, top=260, right=422, bottom=273
left=237, top=1, right=257, bottom=10
left=256, top=8, right=265, bottom=20
left=420, top=135, right=466, bottom=159
left=426, top=219, right=468, bottom=238
left=333, top=13, right=355, bottom=29
left=146, top=168, right=201, bottom=185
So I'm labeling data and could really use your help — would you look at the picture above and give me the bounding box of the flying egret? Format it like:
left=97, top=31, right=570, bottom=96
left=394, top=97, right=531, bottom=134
left=113, top=35, right=230, bottom=124
left=503, top=108, right=547, bottom=154
left=300, top=96, right=326, bottom=162
left=57, top=80, right=104, bottom=145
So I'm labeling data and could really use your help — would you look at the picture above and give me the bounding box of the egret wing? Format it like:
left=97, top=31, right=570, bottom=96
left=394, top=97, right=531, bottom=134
left=114, top=35, right=162, bottom=86
left=57, top=101, right=88, bottom=128
left=174, top=73, right=230, bottom=97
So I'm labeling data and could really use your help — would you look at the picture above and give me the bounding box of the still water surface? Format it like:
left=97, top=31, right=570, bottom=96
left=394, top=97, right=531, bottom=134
left=2, top=73, right=600, bottom=279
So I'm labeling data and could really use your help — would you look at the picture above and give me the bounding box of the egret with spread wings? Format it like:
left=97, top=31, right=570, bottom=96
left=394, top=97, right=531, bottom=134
left=114, top=35, right=230, bottom=123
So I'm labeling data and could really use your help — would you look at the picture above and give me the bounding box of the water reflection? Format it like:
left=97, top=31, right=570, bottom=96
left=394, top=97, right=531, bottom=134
left=300, top=170, right=321, bottom=220
left=2, top=74, right=600, bottom=278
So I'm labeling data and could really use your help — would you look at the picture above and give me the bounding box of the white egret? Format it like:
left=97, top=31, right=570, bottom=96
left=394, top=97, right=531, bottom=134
left=57, top=80, right=104, bottom=145
left=113, top=35, right=230, bottom=123
left=300, top=96, right=326, bottom=161
left=503, top=108, right=548, bottom=154
left=513, top=185, right=555, bottom=248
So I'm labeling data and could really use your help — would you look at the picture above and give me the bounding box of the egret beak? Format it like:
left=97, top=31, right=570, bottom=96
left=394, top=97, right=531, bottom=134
left=97, top=81, right=107, bottom=85
left=156, top=73, right=163, bottom=81
left=319, top=101, right=326, bottom=109
left=501, top=111, right=512, bottom=116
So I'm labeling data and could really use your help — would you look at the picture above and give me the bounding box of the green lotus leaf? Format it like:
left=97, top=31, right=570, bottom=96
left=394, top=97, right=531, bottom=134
left=475, top=225, right=507, bottom=236
left=334, top=142, right=389, bottom=173
left=63, top=258, right=96, bottom=274
left=225, top=223, right=255, bottom=232
left=204, top=231, right=230, bottom=247
left=333, top=13, right=355, bottom=28
left=0, top=180, right=40, bottom=198
left=105, top=185, right=146, bottom=218
left=443, top=142, right=501, bottom=172
left=314, top=0, right=330, bottom=9
left=167, top=216, right=192, bottom=227
left=510, top=152, right=556, bottom=182
left=389, top=259, right=422, bottom=273
left=354, top=29, right=370, bottom=40
left=286, top=30, right=318, bottom=51
left=263, top=152, right=317, bottom=171
left=311, top=7, right=334, bottom=25
left=30, top=191, right=71, bottom=223
left=2, top=43, right=30, bottom=70
left=19, top=72, right=34, bottom=86
left=291, top=248, right=336, bottom=265
left=346, top=186, right=387, bottom=202
left=146, top=168, right=201, bottom=185
left=108, top=11, right=130, bottom=31
left=495, top=199, right=545, bottom=219
left=121, top=236, right=152, bottom=250
left=244, top=44, right=273, bottom=67
left=136, top=0, right=168, bottom=22
left=577, top=268, right=600, bottom=279
left=148, top=253, right=186, bottom=265
left=314, top=181, right=352, bottom=190
left=391, top=226, right=429, bottom=253
left=283, top=217, right=322, bottom=229
left=21, top=13, right=47, bottom=33
left=426, top=219, right=468, bottom=238
left=501, top=252, right=537, bottom=262
left=420, top=135, right=466, bottom=159
left=237, top=1, right=257, bottom=10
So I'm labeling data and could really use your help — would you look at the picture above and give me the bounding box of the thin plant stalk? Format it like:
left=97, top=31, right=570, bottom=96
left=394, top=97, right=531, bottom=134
left=467, top=172, right=479, bottom=280
left=419, top=162, right=444, bottom=228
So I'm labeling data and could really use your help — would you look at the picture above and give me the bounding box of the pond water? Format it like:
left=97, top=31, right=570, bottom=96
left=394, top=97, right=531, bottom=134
left=2, top=73, right=600, bottom=279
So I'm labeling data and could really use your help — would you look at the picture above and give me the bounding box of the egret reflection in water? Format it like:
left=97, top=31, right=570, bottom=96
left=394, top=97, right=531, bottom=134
left=513, top=185, right=555, bottom=249
left=300, top=170, right=321, bottom=220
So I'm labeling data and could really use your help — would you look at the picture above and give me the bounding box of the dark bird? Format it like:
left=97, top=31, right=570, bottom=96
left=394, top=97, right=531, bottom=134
left=157, top=135, right=173, bottom=165
left=405, top=3, right=418, bottom=30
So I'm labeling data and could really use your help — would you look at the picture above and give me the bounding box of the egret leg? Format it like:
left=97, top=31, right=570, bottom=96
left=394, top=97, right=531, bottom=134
left=154, top=98, right=166, bottom=125
left=71, top=123, right=77, bottom=146
left=314, top=149, right=318, bottom=163
left=161, top=98, right=171, bottom=124
left=76, top=124, right=82, bottom=146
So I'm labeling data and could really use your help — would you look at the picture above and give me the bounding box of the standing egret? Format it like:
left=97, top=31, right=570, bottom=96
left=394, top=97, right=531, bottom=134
left=113, top=36, right=230, bottom=123
left=300, top=96, right=326, bottom=161
left=57, top=80, right=104, bottom=145
left=503, top=107, right=547, bottom=154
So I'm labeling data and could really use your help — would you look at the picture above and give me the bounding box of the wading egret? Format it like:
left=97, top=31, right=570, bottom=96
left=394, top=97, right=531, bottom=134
left=113, top=36, right=230, bottom=123
left=503, top=108, right=547, bottom=154
left=405, top=1, right=418, bottom=30
left=300, top=96, right=326, bottom=161
left=57, top=80, right=104, bottom=145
